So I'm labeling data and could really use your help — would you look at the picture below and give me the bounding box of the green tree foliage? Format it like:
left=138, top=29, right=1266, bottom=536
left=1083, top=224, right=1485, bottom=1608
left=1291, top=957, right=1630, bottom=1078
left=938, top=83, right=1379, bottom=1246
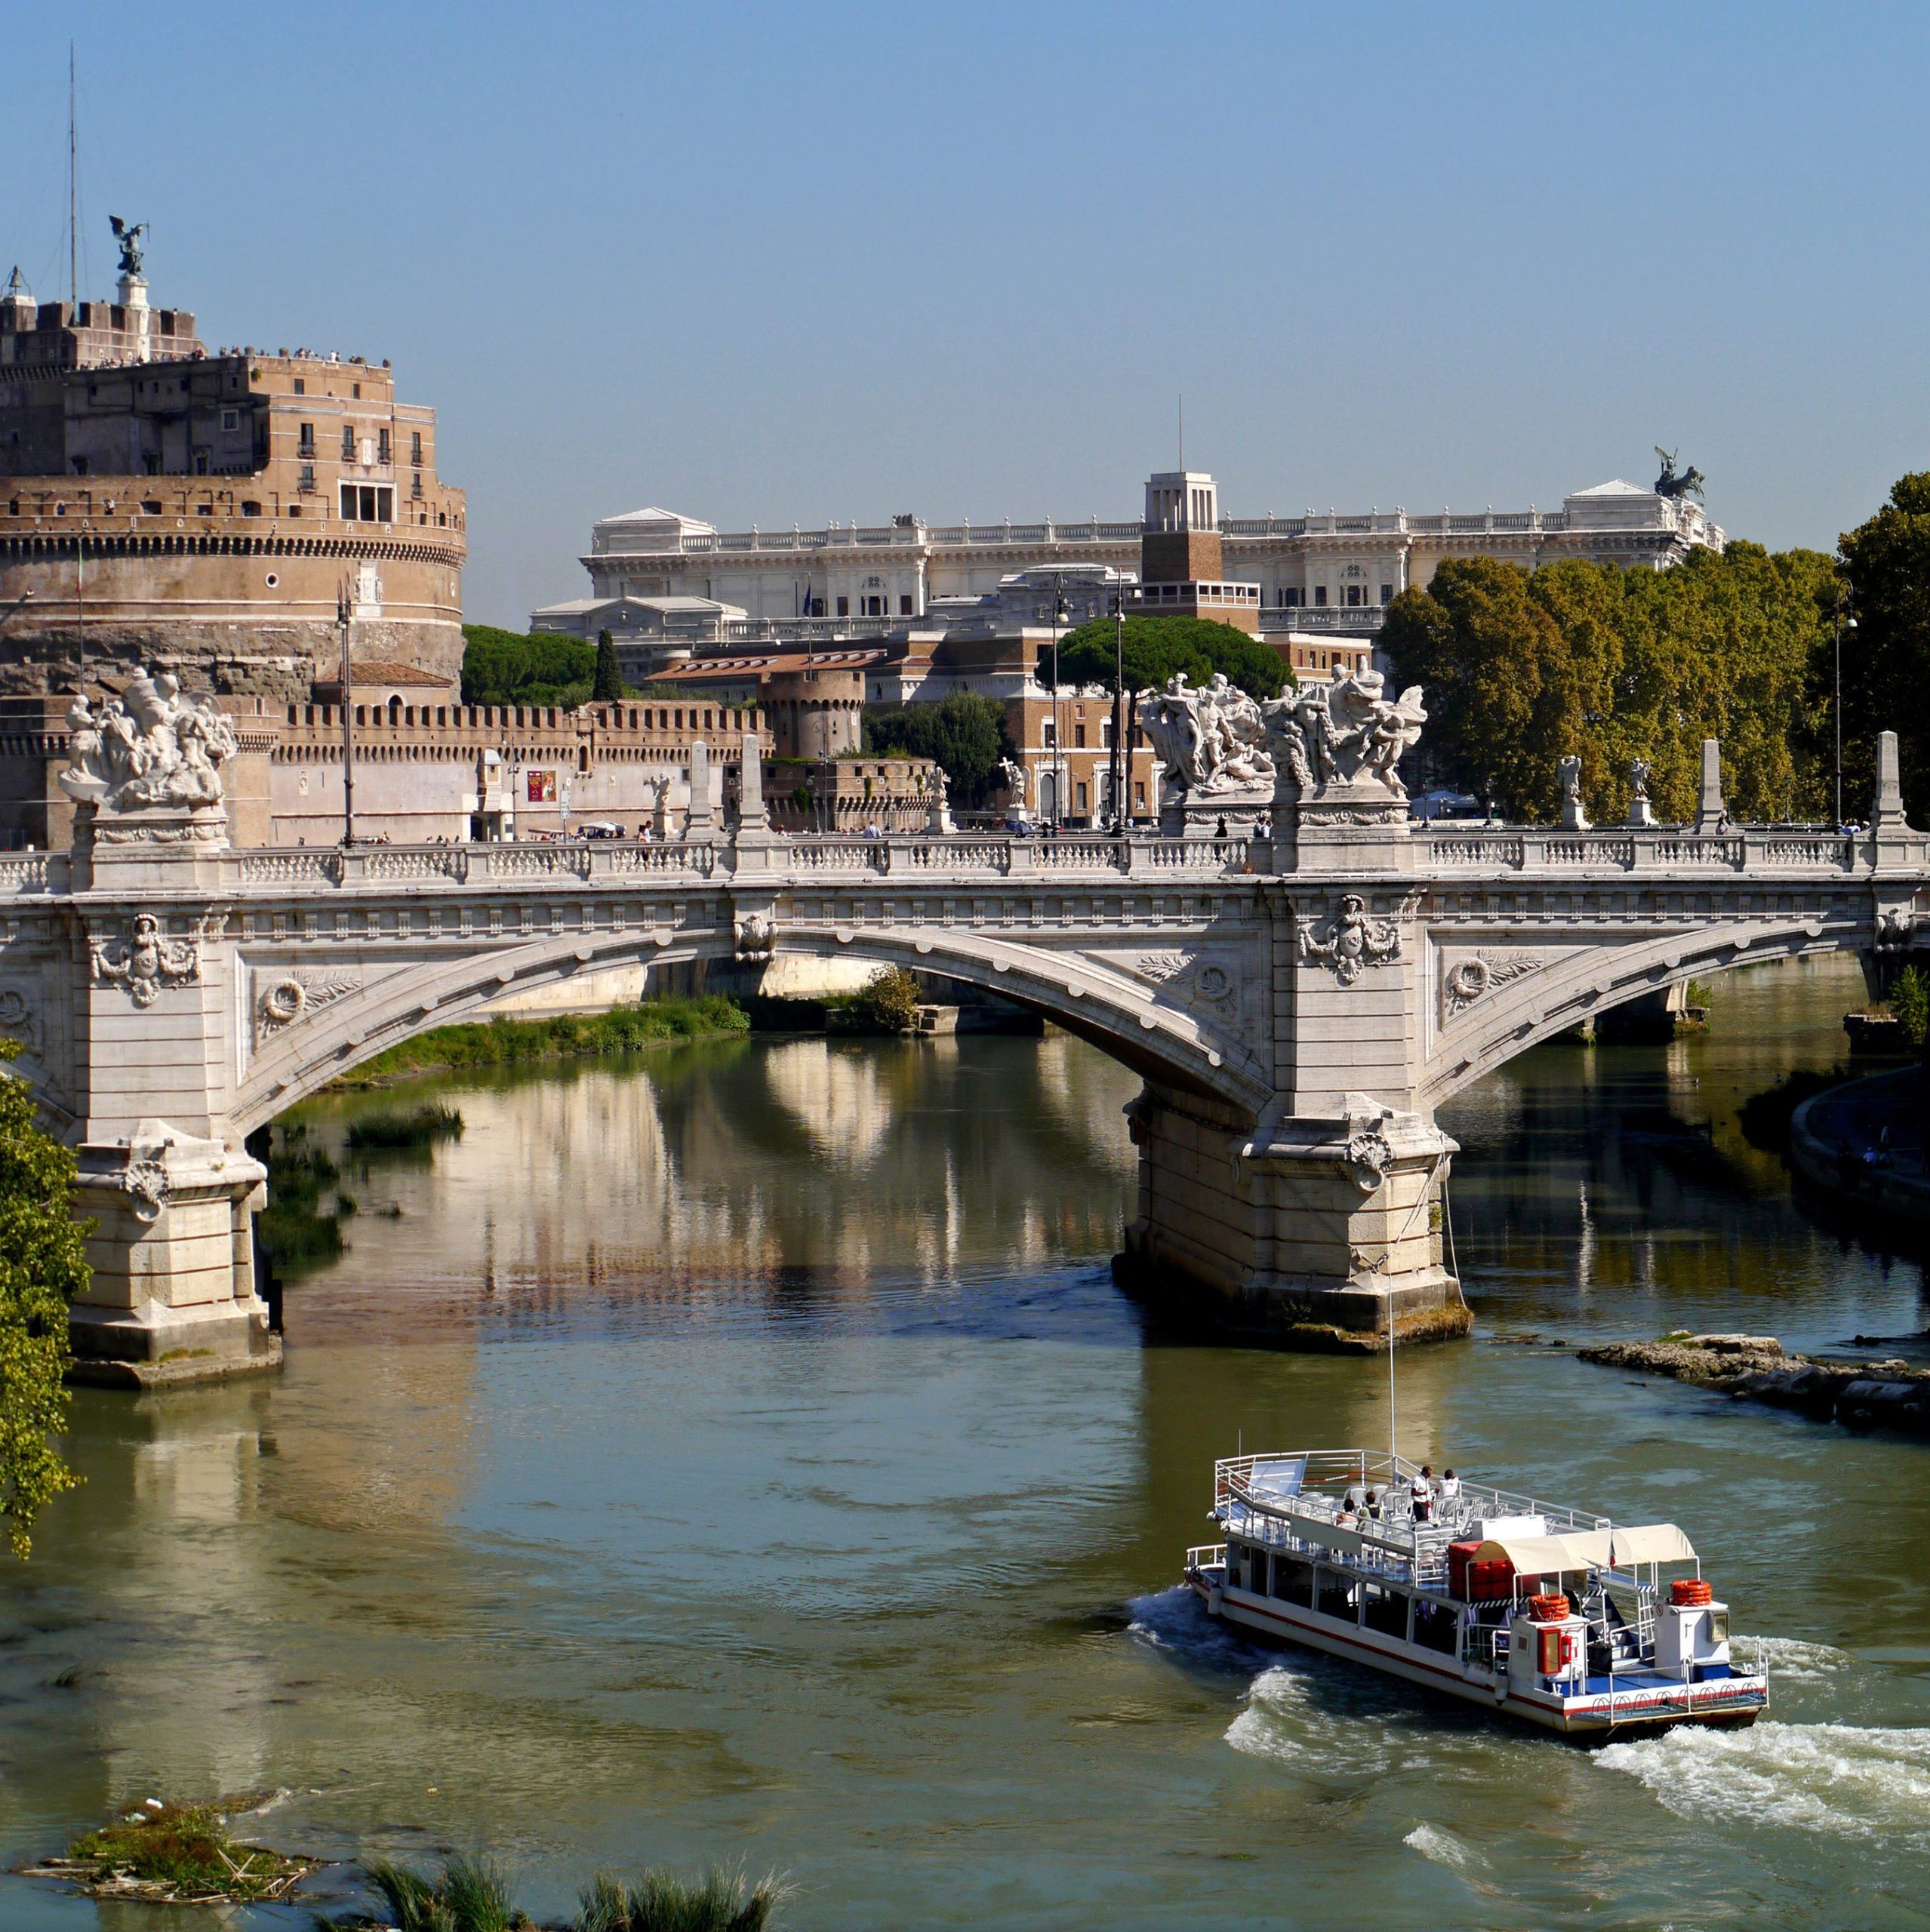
left=849, top=968, right=923, bottom=1034
left=593, top=628, right=625, bottom=703
left=460, top=625, right=598, bottom=709
left=862, top=693, right=1015, bottom=804
left=1381, top=546, right=1836, bottom=822
left=1056, top=615, right=1291, bottom=702
left=1837, top=473, right=1930, bottom=817
left=1888, top=964, right=1929, bottom=1054
left=0, top=1040, right=88, bottom=1558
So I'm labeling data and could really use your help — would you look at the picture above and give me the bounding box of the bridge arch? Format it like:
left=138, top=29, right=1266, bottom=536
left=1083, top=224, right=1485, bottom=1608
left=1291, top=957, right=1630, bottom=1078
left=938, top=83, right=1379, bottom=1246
left=1422, top=913, right=1871, bottom=1106
left=230, top=923, right=1276, bottom=1138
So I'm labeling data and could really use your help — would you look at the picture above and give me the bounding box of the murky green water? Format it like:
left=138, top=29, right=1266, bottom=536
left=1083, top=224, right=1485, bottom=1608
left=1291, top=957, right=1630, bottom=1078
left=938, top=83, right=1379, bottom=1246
left=5, top=955, right=1928, bottom=1930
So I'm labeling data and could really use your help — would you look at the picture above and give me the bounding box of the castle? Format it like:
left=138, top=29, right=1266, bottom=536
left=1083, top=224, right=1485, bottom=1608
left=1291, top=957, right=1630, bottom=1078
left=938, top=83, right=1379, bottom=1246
left=0, top=235, right=466, bottom=699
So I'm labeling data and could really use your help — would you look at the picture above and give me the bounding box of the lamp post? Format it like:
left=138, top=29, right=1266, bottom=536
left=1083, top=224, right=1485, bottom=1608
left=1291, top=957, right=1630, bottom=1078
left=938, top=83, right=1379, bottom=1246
left=1040, top=591, right=1070, bottom=829
left=1109, top=591, right=1127, bottom=835
left=1834, top=597, right=1856, bottom=829
left=337, top=578, right=356, bottom=848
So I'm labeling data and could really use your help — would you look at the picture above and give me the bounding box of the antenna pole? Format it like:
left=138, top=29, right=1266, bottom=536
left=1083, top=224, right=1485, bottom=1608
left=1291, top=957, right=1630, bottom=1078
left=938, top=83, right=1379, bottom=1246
left=338, top=581, right=356, bottom=847
left=68, top=45, right=78, bottom=305
left=1177, top=392, right=1184, bottom=472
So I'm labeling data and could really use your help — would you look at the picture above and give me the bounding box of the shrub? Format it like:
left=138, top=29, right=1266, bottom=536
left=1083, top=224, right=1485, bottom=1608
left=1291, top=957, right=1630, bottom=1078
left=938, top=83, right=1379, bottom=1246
left=1888, top=964, right=1929, bottom=1052
left=345, top=1103, right=466, bottom=1152
left=847, top=967, right=922, bottom=1034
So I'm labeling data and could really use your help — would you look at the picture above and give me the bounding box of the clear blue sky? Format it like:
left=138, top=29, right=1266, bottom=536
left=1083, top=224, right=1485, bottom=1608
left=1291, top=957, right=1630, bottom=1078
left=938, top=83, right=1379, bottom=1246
left=2, top=3, right=1925, bottom=626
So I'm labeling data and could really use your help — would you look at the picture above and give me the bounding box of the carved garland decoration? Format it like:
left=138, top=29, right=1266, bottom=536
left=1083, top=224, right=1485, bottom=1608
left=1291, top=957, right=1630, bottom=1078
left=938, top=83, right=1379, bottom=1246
left=1131, top=950, right=1237, bottom=1019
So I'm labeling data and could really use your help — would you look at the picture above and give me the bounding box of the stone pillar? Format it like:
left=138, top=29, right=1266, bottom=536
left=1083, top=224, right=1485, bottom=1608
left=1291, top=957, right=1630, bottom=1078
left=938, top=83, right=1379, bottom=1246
left=1871, top=728, right=1908, bottom=837
left=730, top=731, right=783, bottom=874
left=65, top=804, right=280, bottom=1383
left=684, top=739, right=714, bottom=838
left=69, top=1128, right=275, bottom=1386
left=1695, top=738, right=1725, bottom=832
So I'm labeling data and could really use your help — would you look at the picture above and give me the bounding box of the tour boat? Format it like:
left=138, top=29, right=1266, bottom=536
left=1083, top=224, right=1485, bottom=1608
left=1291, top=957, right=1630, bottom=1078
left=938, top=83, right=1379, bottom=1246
left=1184, top=1451, right=1768, bottom=1737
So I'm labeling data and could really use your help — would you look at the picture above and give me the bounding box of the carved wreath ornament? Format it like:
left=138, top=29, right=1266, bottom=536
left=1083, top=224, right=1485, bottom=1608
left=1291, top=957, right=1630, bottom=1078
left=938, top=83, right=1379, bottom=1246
left=1299, top=894, right=1402, bottom=985
left=1442, top=950, right=1542, bottom=1016
left=91, top=913, right=202, bottom=1008
left=255, top=970, right=362, bottom=1039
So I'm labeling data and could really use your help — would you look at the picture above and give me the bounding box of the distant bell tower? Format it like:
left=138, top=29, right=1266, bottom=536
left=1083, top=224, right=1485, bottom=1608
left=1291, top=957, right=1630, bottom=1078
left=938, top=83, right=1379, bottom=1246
left=1140, top=471, right=1224, bottom=586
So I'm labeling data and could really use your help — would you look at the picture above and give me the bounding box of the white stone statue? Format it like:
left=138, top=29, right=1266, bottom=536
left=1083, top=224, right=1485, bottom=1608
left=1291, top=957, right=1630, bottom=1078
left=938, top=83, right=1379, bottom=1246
left=1135, top=672, right=1276, bottom=800
left=60, top=672, right=239, bottom=814
left=996, top=756, right=1027, bottom=806
left=1263, top=669, right=1427, bottom=797
left=1556, top=753, right=1590, bottom=830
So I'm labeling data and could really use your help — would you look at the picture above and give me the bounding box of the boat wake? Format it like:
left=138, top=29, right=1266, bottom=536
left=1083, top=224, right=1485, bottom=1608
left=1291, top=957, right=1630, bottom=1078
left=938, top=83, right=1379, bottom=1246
left=1597, top=1718, right=1930, bottom=1846
left=1125, top=1586, right=1268, bottom=1676
left=1728, top=1633, right=1851, bottom=1682
left=1402, top=1822, right=1486, bottom=1878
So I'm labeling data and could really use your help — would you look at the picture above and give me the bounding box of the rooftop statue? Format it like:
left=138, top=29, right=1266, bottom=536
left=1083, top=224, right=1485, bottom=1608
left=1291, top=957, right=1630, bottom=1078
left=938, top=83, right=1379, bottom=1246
left=60, top=671, right=238, bottom=815
left=1264, top=669, right=1427, bottom=797
left=1653, top=446, right=1707, bottom=501
left=1135, top=672, right=1275, bottom=800
left=109, top=216, right=148, bottom=279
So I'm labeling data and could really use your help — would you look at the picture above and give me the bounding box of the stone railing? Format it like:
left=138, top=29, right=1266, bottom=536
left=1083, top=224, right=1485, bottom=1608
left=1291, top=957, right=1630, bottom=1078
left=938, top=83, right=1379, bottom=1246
left=1417, top=825, right=1879, bottom=873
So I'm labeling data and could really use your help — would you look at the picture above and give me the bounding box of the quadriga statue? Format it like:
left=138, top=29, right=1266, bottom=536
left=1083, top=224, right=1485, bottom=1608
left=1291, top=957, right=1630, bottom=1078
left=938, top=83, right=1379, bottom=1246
left=1263, top=669, right=1427, bottom=798
left=60, top=671, right=239, bottom=816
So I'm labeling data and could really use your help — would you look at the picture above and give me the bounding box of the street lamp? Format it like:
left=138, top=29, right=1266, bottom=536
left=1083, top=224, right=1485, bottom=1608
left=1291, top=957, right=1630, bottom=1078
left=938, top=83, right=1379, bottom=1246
left=1040, top=590, right=1070, bottom=829
left=1109, top=591, right=1127, bottom=835
left=1834, top=596, right=1857, bottom=829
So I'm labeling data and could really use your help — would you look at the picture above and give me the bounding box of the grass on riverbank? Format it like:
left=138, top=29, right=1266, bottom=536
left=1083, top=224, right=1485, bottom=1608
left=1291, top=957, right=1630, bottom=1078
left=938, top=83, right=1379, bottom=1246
left=322, top=1854, right=783, bottom=1932
left=333, top=995, right=749, bottom=1089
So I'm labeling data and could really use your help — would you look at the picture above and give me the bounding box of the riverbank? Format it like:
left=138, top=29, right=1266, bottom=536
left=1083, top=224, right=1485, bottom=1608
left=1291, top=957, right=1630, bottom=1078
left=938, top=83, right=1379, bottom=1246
left=1578, top=1332, right=1930, bottom=1437
left=329, top=995, right=750, bottom=1088
left=1787, top=1064, right=1930, bottom=1225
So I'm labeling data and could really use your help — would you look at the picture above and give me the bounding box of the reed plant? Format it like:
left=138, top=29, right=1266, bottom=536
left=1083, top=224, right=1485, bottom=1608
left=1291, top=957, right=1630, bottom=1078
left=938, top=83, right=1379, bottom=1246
left=345, top=1103, right=466, bottom=1152
left=572, top=1866, right=784, bottom=1932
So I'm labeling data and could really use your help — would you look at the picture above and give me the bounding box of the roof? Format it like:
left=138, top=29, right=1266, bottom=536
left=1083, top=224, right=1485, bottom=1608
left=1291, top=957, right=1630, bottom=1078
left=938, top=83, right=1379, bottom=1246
left=598, top=506, right=716, bottom=531
left=342, top=660, right=455, bottom=688
left=653, top=648, right=891, bottom=680
left=1568, top=478, right=1655, bottom=498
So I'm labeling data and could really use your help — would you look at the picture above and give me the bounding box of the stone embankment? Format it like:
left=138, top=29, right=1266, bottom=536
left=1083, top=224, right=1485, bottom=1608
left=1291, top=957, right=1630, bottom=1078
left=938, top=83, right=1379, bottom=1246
left=1579, top=1333, right=1930, bottom=1437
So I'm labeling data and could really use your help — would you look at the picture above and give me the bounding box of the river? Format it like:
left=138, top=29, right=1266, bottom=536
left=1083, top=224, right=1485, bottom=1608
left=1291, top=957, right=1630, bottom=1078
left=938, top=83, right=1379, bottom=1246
left=5, top=953, right=1928, bottom=1931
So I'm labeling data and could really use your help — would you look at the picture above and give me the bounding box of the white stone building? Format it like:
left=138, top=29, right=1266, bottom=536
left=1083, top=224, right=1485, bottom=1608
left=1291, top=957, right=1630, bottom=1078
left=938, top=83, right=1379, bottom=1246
left=555, top=475, right=1725, bottom=643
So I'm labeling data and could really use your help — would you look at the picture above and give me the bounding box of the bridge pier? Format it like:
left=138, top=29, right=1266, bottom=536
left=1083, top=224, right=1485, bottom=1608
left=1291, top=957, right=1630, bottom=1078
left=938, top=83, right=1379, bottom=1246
left=1120, top=1084, right=1468, bottom=1349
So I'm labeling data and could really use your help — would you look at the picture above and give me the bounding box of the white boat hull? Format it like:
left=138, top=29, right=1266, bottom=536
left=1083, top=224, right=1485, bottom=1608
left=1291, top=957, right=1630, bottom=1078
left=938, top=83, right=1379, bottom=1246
left=1192, top=1571, right=1768, bottom=1738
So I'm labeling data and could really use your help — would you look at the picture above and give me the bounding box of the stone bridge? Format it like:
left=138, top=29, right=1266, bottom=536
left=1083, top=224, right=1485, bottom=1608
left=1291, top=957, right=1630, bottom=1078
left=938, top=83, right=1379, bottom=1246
left=7, top=669, right=1925, bottom=1383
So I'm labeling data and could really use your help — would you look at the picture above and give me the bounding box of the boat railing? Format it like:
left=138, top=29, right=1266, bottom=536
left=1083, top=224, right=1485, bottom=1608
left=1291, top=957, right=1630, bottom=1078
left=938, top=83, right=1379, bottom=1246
left=1186, top=1543, right=1227, bottom=1572
left=1214, top=1450, right=1612, bottom=1545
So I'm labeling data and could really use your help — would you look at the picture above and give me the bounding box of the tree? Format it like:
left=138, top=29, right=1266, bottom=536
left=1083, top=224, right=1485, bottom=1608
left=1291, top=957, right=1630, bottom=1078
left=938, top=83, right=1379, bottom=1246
left=1056, top=615, right=1290, bottom=703
left=1838, top=473, right=1930, bottom=819
left=592, top=628, right=624, bottom=703
left=851, top=967, right=922, bottom=1033
left=0, top=1041, right=88, bottom=1558
left=459, top=626, right=599, bottom=709
left=862, top=694, right=1015, bottom=805
left=1380, top=548, right=1834, bottom=823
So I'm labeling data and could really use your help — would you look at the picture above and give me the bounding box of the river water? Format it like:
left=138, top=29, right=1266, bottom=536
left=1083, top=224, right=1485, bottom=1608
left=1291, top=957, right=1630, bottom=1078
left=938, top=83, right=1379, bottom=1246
left=5, top=954, right=1928, bottom=1931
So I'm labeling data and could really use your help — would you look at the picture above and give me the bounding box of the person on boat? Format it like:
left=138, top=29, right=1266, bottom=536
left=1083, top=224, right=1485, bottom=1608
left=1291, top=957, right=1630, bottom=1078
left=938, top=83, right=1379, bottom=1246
left=1364, top=1488, right=1384, bottom=1521
left=1339, top=1483, right=1365, bottom=1526
left=1439, top=1469, right=1461, bottom=1518
left=1411, top=1466, right=1436, bottom=1523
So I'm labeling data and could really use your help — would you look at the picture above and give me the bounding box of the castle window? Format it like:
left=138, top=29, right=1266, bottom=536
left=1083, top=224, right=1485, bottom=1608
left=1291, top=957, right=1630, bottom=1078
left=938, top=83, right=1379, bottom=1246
left=293, top=377, right=305, bottom=395
left=1313, top=586, right=1328, bottom=606
left=352, top=382, right=362, bottom=399
left=377, top=427, right=391, bottom=464
left=411, top=430, right=423, bottom=466
left=220, top=409, right=240, bottom=432
left=300, top=463, right=316, bottom=492
left=341, top=426, right=356, bottom=460
left=836, top=596, right=849, bottom=617
left=339, top=483, right=393, bottom=523
left=900, top=595, right=913, bottom=615
left=411, top=471, right=423, bottom=499
left=297, top=423, right=316, bottom=456
left=1381, top=583, right=1393, bottom=605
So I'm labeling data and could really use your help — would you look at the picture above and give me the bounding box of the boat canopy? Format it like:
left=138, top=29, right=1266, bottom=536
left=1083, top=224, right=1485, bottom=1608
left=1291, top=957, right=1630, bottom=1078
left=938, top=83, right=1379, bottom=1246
left=1476, top=1523, right=1697, bottom=1574
left=1610, top=1522, right=1696, bottom=1566
left=1476, top=1531, right=1611, bottom=1574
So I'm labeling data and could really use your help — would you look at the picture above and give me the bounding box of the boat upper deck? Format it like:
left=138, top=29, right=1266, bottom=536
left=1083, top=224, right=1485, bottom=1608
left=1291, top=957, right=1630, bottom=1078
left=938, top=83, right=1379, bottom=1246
left=1211, top=1451, right=1695, bottom=1597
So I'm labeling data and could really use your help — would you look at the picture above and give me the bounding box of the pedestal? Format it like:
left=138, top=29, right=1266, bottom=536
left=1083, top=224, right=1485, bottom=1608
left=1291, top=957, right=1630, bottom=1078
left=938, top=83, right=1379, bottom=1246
left=1159, top=783, right=1273, bottom=837
left=67, top=1126, right=278, bottom=1387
